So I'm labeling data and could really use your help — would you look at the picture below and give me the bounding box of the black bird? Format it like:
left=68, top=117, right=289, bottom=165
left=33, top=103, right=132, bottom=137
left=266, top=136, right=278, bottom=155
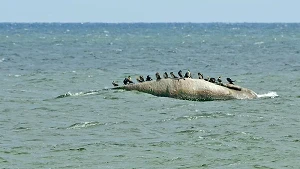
left=123, top=76, right=134, bottom=85
left=170, top=72, right=178, bottom=78
left=136, top=78, right=143, bottom=83
left=146, top=75, right=152, bottom=81
left=209, top=77, right=216, bottom=83
left=140, top=75, right=145, bottom=82
left=136, top=75, right=144, bottom=83
left=155, top=72, right=162, bottom=80
left=217, top=76, right=224, bottom=86
left=123, top=77, right=129, bottom=85
left=163, top=72, right=169, bottom=79
left=204, top=76, right=210, bottom=81
left=112, top=81, right=119, bottom=86
left=217, top=76, right=222, bottom=83
left=227, top=78, right=235, bottom=84
left=178, top=70, right=183, bottom=78
left=127, top=76, right=134, bottom=84
left=184, top=70, right=192, bottom=78
left=198, top=72, right=203, bottom=79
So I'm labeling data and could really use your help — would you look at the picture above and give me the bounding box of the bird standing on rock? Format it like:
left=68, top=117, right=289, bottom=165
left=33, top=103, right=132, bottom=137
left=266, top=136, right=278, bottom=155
left=163, top=72, right=169, bottom=79
left=204, top=76, right=210, bottom=81
left=227, top=78, right=235, bottom=84
left=127, top=76, right=134, bottom=84
left=170, top=72, right=178, bottom=78
left=123, top=76, right=134, bottom=85
left=184, top=70, right=192, bottom=78
left=217, top=76, right=222, bottom=83
left=146, top=75, right=152, bottom=81
left=112, top=81, right=119, bottom=86
left=209, top=77, right=216, bottom=83
left=178, top=70, right=183, bottom=78
left=136, top=75, right=144, bottom=83
left=123, top=77, right=129, bottom=85
left=198, top=72, right=203, bottom=79
left=155, top=72, right=162, bottom=80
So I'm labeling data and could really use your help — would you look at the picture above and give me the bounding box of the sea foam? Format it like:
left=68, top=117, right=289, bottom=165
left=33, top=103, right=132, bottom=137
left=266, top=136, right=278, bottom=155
left=257, top=91, right=278, bottom=98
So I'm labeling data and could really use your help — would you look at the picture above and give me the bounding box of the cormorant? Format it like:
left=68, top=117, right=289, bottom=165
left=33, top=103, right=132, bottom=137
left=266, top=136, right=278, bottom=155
left=227, top=78, right=235, bottom=84
left=136, top=75, right=144, bottom=83
left=204, top=76, right=210, bottom=81
left=184, top=70, right=192, bottom=78
left=198, top=72, right=203, bottom=79
left=178, top=70, right=183, bottom=78
left=217, top=76, right=222, bottom=83
left=112, top=81, right=119, bottom=86
left=155, top=72, right=161, bottom=80
left=209, top=77, right=216, bottom=83
left=170, top=72, right=178, bottom=78
left=217, top=76, right=224, bottom=86
left=140, top=75, right=145, bottom=82
left=163, top=72, right=169, bottom=79
left=146, top=75, right=152, bottom=81
left=123, top=77, right=129, bottom=85
left=127, top=76, right=134, bottom=84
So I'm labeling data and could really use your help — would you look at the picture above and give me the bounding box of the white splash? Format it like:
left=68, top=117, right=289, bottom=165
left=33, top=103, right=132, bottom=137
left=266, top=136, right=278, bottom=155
left=69, top=90, right=99, bottom=97
left=67, top=121, right=103, bottom=129
left=254, top=41, right=264, bottom=45
left=56, top=90, right=100, bottom=99
left=257, top=92, right=278, bottom=98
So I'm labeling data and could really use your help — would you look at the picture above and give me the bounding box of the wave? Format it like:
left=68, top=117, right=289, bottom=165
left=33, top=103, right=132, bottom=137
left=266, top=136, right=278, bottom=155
left=55, top=89, right=109, bottom=99
left=67, top=121, right=105, bottom=129
left=254, top=41, right=264, bottom=45
left=257, top=91, right=278, bottom=98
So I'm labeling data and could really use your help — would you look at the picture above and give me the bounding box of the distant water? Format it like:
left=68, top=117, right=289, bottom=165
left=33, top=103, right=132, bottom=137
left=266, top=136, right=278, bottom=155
left=1, top=23, right=300, bottom=168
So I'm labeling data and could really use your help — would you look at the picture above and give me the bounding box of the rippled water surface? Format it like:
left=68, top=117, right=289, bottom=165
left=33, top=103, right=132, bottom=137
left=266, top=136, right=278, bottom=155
left=0, top=23, right=300, bottom=168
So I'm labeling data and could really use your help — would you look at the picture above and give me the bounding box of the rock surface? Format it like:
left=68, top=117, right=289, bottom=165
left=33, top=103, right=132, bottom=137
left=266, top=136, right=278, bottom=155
left=114, top=78, right=257, bottom=101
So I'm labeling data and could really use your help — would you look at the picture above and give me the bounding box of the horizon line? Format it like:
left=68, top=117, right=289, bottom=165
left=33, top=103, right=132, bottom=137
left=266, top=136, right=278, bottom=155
left=1, top=21, right=300, bottom=24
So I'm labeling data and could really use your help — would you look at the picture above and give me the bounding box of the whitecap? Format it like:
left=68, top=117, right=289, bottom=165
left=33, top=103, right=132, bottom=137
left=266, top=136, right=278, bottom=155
left=257, top=92, right=278, bottom=98
left=254, top=42, right=264, bottom=45
left=8, top=74, right=21, bottom=77
left=67, top=121, right=104, bottom=129
left=55, top=90, right=101, bottom=99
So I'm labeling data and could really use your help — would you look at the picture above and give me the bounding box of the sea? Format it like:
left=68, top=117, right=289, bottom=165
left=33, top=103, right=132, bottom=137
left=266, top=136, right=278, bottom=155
left=0, top=23, right=299, bottom=169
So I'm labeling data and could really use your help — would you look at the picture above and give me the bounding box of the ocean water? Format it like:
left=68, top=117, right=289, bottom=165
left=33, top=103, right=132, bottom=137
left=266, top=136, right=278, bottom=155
left=0, top=23, right=300, bottom=168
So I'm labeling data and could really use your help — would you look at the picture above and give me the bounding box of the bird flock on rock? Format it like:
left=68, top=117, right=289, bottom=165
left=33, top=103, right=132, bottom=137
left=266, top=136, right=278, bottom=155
left=112, top=70, right=236, bottom=87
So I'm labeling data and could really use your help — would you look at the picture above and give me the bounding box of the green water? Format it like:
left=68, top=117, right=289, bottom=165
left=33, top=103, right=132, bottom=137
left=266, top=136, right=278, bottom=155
left=0, top=23, right=299, bottom=168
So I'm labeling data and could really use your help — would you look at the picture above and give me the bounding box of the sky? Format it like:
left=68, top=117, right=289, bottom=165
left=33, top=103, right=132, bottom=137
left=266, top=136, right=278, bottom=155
left=0, top=0, right=299, bottom=23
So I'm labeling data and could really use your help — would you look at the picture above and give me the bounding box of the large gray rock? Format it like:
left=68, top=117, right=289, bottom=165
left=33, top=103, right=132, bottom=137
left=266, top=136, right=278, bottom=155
left=114, top=78, right=257, bottom=101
